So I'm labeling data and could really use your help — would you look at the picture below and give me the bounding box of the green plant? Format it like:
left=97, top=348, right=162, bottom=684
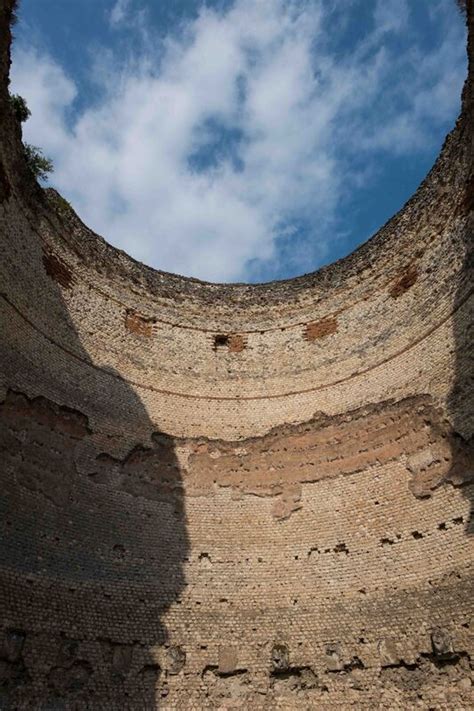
left=8, top=92, right=54, bottom=182
left=9, top=93, right=31, bottom=123
left=48, top=191, right=72, bottom=213
left=23, top=143, right=54, bottom=182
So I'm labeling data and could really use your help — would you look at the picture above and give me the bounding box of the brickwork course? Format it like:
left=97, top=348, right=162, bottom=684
left=0, top=0, right=473, bottom=708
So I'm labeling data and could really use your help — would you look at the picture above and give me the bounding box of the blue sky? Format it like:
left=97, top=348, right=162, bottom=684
left=11, top=0, right=466, bottom=283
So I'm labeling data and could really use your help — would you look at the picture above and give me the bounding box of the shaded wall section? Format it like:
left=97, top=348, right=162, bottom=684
left=449, top=0, right=474, bottom=535
left=0, top=5, right=188, bottom=709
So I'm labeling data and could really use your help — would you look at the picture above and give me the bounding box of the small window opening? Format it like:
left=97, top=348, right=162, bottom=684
left=214, top=334, right=230, bottom=349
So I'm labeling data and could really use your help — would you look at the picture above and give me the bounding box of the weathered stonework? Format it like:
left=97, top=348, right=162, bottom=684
left=0, top=0, right=473, bottom=708
left=42, top=250, right=74, bottom=290
left=389, top=263, right=419, bottom=299
left=304, top=316, right=338, bottom=340
left=125, top=310, right=155, bottom=337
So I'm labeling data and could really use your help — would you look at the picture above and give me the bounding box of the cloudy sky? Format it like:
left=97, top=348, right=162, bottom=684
left=11, top=0, right=466, bottom=283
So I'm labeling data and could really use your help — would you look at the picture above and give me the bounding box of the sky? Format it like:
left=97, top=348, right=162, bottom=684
left=10, top=0, right=467, bottom=283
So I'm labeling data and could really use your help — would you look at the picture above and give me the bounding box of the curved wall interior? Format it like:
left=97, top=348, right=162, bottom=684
left=0, top=0, right=473, bottom=707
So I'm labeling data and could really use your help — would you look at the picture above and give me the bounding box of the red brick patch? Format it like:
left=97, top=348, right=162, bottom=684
left=389, top=264, right=418, bottom=298
left=304, top=317, right=338, bottom=341
left=42, top=251, right=73, bottom=289
left=125, top=310, right=155, bottom=337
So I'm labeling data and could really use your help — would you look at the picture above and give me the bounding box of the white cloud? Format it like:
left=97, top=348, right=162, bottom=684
left=354, top=8, right=466, bottom=155
left=11, top=0, right=466, bottom=282
left=109, top=0, right=131, bottom=26
left=374, top=0, right=409, bottom=35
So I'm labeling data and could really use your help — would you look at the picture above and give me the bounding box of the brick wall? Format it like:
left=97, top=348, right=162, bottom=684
left=0, top=0, right=473, bottom=707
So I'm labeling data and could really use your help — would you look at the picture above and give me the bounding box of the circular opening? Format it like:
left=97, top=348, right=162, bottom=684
left=10, top=0, right=467, bottom=284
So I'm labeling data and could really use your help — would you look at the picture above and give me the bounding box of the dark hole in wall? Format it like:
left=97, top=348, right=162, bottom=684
left=214, top=334, right=229, bottom=349
left=213, top=333, right=247, bottom=351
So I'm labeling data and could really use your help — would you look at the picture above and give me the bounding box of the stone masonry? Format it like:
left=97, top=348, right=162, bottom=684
left=0, top=0, right=473, bottom=708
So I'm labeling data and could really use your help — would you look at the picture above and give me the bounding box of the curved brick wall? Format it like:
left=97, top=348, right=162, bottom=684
left=0, top=0, right=473, bottom=707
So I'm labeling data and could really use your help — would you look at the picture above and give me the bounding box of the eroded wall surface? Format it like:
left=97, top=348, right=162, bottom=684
left=0, top=0, right=473, bottom=707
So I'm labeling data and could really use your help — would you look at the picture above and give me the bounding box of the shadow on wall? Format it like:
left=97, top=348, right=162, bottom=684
left=449, top=176, right=474, bottom=536
left=0, top=218, right=189, bottom=708
left=0, top=48, right=190, bottom=705
left=448, top=4, right=474, bottom=537
left=1, top=385, right=189, bottom=708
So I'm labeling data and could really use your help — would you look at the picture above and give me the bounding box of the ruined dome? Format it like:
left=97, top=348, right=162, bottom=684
left=0, top=0, right=473, bottom=707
